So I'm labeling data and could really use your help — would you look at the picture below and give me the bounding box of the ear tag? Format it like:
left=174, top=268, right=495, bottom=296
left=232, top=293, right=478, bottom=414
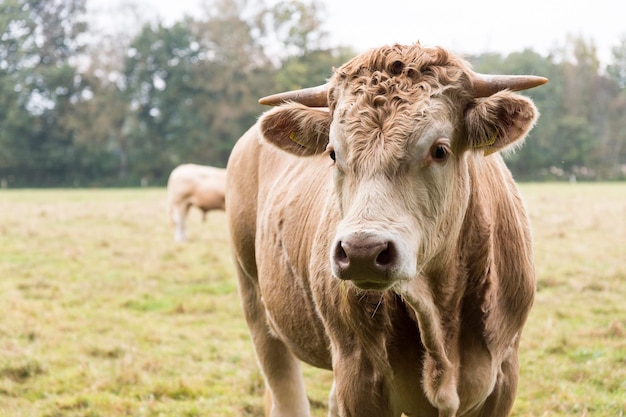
left=289, top=131, right=308, bottom=149
left=477, top=131, right=498, bottom=156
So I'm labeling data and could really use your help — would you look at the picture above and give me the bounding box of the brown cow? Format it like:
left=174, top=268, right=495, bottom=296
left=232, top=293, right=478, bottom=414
left=166, top=163, right=226, bottom=242
left=226, top=43, right=546, bottom=417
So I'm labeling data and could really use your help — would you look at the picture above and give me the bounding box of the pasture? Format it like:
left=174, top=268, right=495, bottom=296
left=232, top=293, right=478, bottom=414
left=0, top=184, right=625, bottom=417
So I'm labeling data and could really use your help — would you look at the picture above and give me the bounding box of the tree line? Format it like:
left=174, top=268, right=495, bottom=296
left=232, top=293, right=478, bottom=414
left=1, top=0, right=625, bottom=187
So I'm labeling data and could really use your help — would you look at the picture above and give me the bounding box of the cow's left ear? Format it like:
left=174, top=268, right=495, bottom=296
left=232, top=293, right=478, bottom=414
left=464, top=91, right=539, bottom=155
left=259, top=103, right=330, bottom=156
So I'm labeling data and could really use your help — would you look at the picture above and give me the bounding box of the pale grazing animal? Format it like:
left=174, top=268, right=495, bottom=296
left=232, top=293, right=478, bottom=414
left=226, top=43, right=547, bottom=417
left=166, top=164, right=226, bottom=242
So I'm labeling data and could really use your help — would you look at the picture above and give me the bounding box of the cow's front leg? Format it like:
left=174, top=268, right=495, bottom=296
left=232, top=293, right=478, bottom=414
left=236, top=267, right=310, bottom=417
left=327, top=380, right=339, bottom=417
left=171, top=203, right=189, bottom=242
left=258, top=337, right=309, bottom=417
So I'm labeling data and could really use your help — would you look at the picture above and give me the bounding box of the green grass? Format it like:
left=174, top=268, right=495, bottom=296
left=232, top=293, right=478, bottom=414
left=514, top=183, right=626, bottom=416
left=0, top=184, right=625, bottom=416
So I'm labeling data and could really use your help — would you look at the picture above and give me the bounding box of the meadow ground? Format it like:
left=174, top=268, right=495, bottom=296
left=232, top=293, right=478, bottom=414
left=0, top=183, right=624, bottom=417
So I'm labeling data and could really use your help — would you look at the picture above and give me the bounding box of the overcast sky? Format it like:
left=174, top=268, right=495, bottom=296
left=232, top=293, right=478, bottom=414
left=88, top=0, right=625, bottom=64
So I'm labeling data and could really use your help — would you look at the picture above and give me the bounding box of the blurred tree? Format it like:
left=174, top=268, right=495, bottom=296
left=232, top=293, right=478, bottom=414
left=0, top=0, right=90, bottom=186
left=187, top=0, right=272, bottom=165
left=266, top=0, right=328, bottom=55
left=69, top=2, right=144, bottom=184
left=559, top=36, right=614, bottom=179
left=0, top=0, right=30, bottom=182
left=262, top=0, right=355, bottom=91
left=274, top=46, right=355, bottom=91
left=607, top=36, right=626, bottom=88
left=472, top=36, right=625, bottom=181
left=606, top=36, right=626, bottom=178
left=119, top=0, right=275, bottom=183
left=122, top=20, right=203, bottom=183
left=472, top=49, right=562, bottom=179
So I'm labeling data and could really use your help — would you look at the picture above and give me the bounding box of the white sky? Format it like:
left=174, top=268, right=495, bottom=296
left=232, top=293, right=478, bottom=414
left=88, top=0, right=625, bottom=64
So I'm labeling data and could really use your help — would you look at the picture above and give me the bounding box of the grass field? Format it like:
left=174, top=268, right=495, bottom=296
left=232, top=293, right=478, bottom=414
left=0, top=183, right=625, bottom=417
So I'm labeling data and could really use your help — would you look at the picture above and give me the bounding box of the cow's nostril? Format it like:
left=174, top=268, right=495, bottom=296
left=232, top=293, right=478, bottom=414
left=334, top=241, right=349, bottom=266
left=375, top=242, right=395, bottom=266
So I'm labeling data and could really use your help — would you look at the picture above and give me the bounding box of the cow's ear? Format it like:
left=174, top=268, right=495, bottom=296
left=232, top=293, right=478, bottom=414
left=259, top=103, right=330, bottom=156
left=464, top=91, right=539, bottom=156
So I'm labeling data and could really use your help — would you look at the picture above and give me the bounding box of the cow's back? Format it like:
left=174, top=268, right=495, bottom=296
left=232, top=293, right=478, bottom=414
left=168, top=164, right=226, bottom=209
left=193, top=169, right=226, bottom=211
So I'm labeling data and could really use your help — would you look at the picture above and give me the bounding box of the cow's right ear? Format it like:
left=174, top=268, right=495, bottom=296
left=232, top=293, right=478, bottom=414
left=464, top=91, right=539, bottom=155
left=259, top=103, right=330, bottom=156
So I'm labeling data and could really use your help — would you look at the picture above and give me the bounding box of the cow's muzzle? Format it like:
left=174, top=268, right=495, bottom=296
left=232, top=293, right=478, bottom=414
left=331, top=232, right=398, bottom=290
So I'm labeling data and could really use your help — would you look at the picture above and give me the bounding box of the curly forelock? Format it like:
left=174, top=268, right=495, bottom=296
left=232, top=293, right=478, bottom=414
left=327, top=43, right=474, bottom=175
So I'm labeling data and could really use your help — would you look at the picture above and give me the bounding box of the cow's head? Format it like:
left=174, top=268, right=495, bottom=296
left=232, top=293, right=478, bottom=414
left=259, top=44, right=545, bottom=291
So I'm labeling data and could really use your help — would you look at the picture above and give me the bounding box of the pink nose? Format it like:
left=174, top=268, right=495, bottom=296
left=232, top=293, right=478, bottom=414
left=332, top=234, right=397, bottom=284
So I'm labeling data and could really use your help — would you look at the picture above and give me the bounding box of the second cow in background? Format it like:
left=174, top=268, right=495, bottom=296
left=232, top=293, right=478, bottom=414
left=166, top=163, right=226, bottom=242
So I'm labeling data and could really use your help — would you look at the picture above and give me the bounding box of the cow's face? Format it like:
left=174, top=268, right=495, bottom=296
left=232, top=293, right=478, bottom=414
left=324, top=71, right=470, bottom=291
left=260, top=45, right=539, bottom=291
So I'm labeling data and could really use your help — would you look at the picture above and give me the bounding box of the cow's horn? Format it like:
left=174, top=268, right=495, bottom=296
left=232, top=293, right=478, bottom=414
left=471, top=72, right=548, bottom=97
left=258, top=83, right=330, bottom=107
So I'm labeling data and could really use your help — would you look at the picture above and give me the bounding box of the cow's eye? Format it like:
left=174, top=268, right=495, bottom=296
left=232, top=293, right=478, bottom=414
left=329, top=150, right=336, bottom=161
left=431, top=145, right=448, bottom=162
